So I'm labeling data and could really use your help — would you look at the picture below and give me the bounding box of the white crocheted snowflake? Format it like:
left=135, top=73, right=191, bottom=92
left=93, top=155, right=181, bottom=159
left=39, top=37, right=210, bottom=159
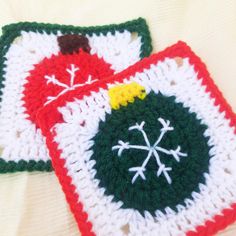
left=112, top=118, right=187, bottom=184
left=44, top=64, right=97, bottom=105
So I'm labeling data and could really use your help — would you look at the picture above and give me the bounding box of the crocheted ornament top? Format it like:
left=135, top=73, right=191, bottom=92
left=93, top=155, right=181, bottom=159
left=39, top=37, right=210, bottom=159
left=0, top=18, right=152, bottom=173
left=37, top=41, right=236, bottom=236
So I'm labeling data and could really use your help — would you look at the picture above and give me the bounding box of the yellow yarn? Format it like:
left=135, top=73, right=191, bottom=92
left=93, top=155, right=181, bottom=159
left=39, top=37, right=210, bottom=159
left=108, top=82, right=146, bottom=109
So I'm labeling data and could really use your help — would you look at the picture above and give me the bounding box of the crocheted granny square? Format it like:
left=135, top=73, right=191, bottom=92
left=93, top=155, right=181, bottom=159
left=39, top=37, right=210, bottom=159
left=0, top=18, right=152, bottom=173
left=37, top=41, right=236, bottom=236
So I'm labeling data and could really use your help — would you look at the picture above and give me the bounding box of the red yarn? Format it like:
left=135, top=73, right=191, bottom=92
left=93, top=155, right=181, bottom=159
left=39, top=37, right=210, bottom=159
left=23, top=50, right=114, bottom=126
left=45, top=132, right=95, bottom=236
left=37, top=41, right=236, bottom=236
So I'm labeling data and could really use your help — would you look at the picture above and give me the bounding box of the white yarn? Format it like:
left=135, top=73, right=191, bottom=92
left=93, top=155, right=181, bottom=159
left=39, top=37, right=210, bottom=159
left=88, top=30, right=142, bottom=72
left=112, top=118, right=187, bottom=184
left=0, top=32, right=59, bottom=161
left=54, top=58, right=236, bottom=236
left=0, top=29, right=143, bottom=162
left=44, top=64, right=97, bottom=105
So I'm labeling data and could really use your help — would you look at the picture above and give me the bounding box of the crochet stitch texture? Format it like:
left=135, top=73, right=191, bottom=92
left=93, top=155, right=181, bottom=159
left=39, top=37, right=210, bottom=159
left=0, top=18, right=152, bottom=173
left=37, top=41, right=236, bottom=236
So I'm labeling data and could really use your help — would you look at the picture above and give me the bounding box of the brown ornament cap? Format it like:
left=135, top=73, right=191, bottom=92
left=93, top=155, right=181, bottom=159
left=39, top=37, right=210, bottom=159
left=57, top=34, right=91, bottom=55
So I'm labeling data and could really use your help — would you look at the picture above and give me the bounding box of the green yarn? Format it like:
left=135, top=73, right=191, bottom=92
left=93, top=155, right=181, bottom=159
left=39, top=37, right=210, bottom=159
left=0, top=158, right=52, bottom=173
left=0, top=18, right=151, bottom=99
left=91, top=92, right=211, bottom=215
left=1, top=18, right=152, bottom=59
left=0, top=18, right=152, bottom=173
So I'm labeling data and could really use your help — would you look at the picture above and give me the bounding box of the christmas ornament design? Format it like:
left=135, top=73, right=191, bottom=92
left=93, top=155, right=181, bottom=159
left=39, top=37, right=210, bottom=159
left=37, top=41, right=236, bottom=236
left=23, top=51, right=113, bottom=124
left=112, top=117, right=188, bottom=184
left=0, top=18, right=152, bottom=173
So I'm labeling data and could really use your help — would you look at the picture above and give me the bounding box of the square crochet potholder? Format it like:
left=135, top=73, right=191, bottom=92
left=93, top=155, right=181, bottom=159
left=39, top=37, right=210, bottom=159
left=37, top=41, right=236, bottom=236
left=0, top=18, right=152, bottom=173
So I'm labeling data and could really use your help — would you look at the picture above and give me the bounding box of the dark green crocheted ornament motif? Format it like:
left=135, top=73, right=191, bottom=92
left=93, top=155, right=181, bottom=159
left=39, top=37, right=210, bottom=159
left=91, top=92, right=211, bottom=215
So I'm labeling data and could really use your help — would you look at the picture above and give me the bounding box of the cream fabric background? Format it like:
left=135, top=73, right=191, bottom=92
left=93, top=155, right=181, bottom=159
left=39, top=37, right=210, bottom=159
left=0, top=0, right=236, bottom=235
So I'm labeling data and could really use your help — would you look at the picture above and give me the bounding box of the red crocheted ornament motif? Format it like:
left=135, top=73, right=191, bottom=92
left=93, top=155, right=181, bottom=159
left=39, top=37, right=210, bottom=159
left=23, top=50, right=114, bottom=125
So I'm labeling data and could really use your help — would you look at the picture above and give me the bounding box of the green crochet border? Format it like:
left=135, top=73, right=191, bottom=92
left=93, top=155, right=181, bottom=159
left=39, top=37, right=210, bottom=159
left=0, top=159, right=53, bottom=173
left=0, top=18, right=152, bottom=173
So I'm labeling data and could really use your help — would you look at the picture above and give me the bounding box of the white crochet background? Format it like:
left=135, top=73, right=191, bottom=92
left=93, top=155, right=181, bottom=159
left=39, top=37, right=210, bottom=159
left=0, top=1, right=236, bottom=236
left=0, top=29, right=142, bottom=162
left=52, top=58, right=236, bottom=235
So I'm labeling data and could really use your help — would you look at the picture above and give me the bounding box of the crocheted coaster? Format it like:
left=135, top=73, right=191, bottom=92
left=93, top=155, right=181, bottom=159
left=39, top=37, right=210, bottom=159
left=37, top=41, right=236, bottom=236
left=0, top=18, right=152, bottom=173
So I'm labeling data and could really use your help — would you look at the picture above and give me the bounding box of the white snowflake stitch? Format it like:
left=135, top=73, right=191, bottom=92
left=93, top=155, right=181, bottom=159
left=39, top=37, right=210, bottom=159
left=44, top=64, right=97, bottom=105
left=112, top=117, right=187, bottom=184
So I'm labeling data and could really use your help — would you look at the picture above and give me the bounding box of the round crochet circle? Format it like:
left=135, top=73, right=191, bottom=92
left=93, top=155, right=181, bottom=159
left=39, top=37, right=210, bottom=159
left=23, top=51, right=114, bottom=125
left=91, top=92, right=211, bottom=215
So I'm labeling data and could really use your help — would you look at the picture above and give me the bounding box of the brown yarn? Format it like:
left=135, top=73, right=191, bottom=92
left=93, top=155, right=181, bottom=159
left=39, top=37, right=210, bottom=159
left=57, top=34, right=91, bottom=54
